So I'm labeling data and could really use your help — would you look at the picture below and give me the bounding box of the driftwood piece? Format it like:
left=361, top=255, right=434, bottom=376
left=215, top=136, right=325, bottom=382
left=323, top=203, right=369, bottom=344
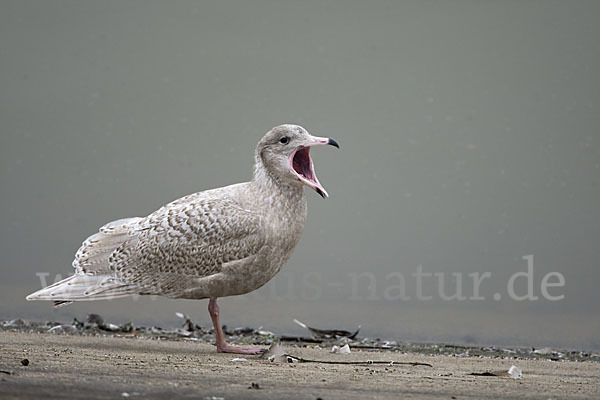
left=283, top=353, right=433, bottom=368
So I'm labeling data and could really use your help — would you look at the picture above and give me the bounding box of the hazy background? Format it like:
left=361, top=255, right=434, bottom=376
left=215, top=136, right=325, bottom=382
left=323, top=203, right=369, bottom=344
left=2, top=1, right=599, bottom=350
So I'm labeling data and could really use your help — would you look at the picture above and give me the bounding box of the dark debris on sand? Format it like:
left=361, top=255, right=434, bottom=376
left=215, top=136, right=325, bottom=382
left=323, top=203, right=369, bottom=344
left=1, top=316, right=598, bottom=363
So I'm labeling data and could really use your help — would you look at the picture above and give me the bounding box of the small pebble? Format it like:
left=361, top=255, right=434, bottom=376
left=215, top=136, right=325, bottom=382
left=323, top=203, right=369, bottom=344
left=21, top=359, right=29, bottom=366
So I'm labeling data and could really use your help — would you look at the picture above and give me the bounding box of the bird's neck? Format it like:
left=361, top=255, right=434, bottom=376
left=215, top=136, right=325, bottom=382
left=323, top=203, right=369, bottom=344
left=250, top=156, right=308, bottom=260
left=251, top=158, right=306, bottom=210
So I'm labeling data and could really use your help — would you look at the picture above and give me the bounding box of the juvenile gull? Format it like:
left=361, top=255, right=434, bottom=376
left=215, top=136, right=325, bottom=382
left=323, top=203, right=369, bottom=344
left=27, top=124, right=339, bottom=354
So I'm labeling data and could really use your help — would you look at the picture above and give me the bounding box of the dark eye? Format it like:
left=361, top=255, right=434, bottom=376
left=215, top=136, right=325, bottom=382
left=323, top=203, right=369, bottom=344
left=279, top=136, right=289, bottom=144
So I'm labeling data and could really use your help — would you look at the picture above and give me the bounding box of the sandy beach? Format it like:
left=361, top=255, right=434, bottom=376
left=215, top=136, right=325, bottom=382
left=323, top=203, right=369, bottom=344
left=1, top=330, right=598, bottom=400
left=3, top=1, right=600, bottom=397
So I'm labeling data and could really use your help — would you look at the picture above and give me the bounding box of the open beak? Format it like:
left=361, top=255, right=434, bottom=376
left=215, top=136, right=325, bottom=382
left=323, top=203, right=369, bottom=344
left=289, top=135, right=339, bottom=198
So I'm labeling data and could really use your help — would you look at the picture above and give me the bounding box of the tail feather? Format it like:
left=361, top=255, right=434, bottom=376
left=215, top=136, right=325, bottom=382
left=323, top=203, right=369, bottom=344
left=27, top=217, right=143, bottom=305
left=26, top=274, right=140, bottom=303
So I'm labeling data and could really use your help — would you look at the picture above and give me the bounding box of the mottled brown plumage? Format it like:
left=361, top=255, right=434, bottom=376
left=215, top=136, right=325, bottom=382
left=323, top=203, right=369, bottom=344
left=27, top=124, right=338, bottom=353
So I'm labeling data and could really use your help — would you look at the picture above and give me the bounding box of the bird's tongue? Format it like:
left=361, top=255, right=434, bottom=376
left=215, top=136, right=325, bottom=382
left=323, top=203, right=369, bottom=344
left=292, top=147, right=328, bottom=198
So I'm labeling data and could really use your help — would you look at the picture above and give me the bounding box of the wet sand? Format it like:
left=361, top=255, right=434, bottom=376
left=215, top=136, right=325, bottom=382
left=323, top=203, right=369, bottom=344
left=1, top=331, right=598, bottom=399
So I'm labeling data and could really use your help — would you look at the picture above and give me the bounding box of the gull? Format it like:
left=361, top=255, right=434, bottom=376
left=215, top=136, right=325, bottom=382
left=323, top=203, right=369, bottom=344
left=27, top=124, right=339, bottom=354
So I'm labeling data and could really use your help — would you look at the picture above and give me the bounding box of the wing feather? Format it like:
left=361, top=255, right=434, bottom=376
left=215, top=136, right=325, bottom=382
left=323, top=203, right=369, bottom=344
left=112, top=194, right=265, bottom=296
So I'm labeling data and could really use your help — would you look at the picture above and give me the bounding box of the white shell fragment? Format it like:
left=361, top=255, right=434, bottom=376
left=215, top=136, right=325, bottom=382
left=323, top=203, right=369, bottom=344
left=230, top=358, right=248, bottom=362
left=104, top=323, right=120, bottom=331
left=47, top=324, right=78, bottom=334
left=508, top=365, right=523, bottom=379
left=260, top=343, right=289, bottom=363
left=331, top=344, right=351, bottom=354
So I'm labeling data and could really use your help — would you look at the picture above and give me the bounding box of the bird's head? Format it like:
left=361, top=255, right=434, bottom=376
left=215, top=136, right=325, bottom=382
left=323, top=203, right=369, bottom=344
left=255, top=124, right=339, bottom=198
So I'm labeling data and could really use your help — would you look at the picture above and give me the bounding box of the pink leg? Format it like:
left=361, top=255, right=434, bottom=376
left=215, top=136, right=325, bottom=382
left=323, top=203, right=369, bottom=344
left=207, top=298, right=264, bottom=355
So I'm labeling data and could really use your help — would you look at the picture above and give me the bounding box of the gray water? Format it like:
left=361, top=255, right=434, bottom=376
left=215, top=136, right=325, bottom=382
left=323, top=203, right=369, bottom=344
left=1, top=0, right=599, bottom=351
